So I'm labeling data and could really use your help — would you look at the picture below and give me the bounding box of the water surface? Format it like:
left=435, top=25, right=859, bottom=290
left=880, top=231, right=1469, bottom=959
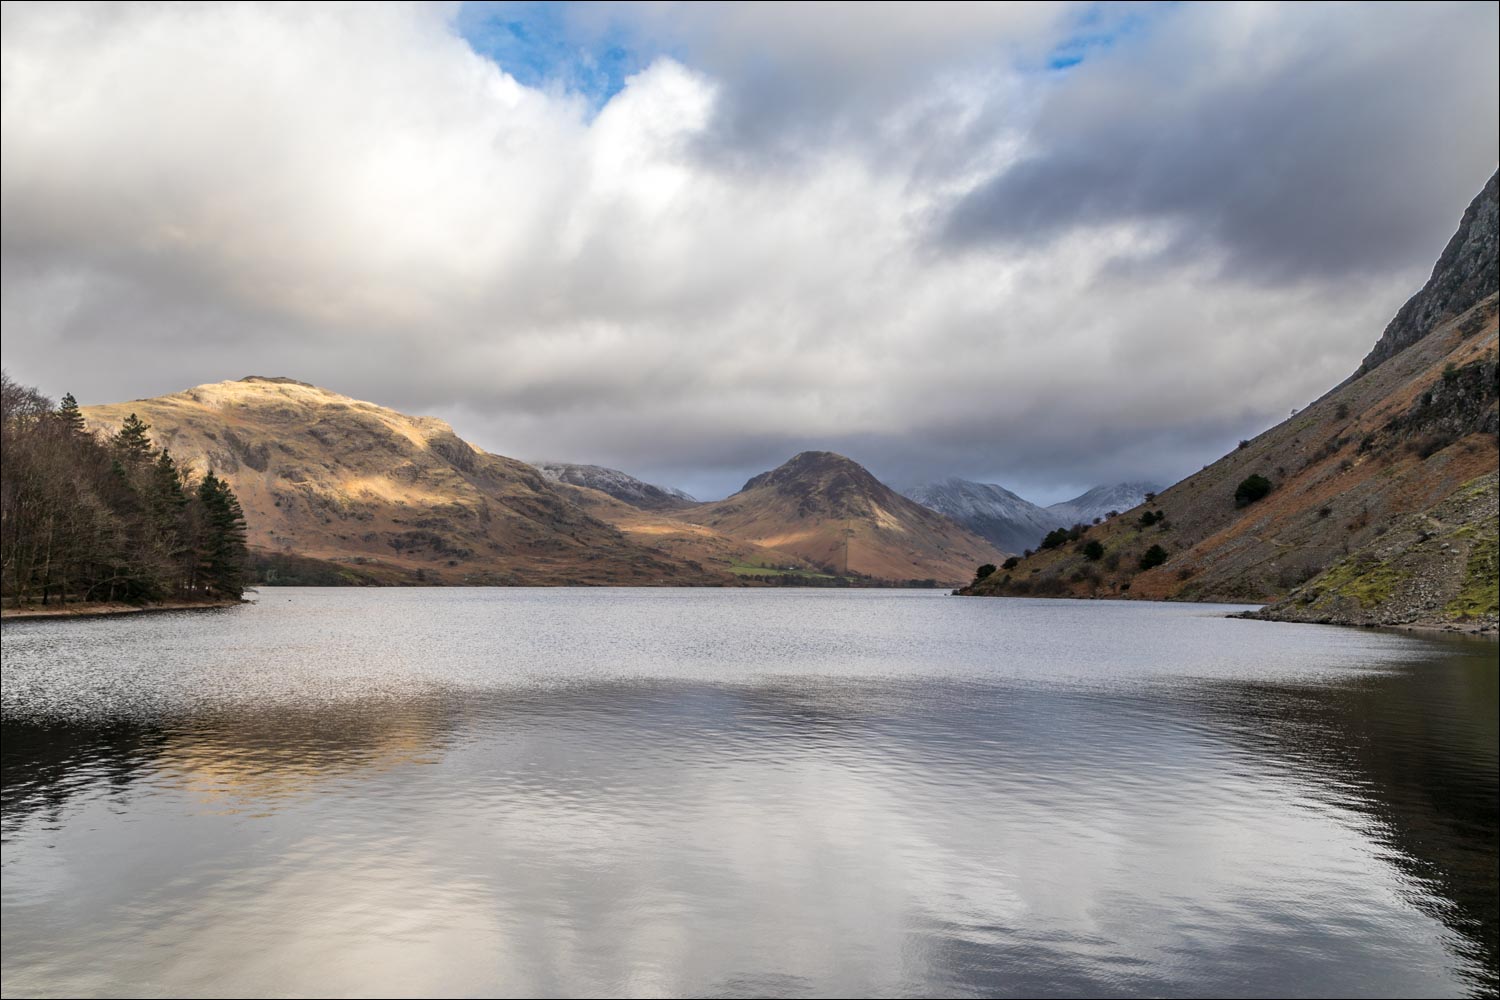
left=3, top=589, right=1496, bottom=997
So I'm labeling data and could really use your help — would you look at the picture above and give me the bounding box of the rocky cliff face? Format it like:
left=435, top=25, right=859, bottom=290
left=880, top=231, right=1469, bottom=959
left=1361, top=170, right=1498, bottom=373
left=82, top=378, right=726, bottom=586
left=964, top=175, right=1499, bottom=632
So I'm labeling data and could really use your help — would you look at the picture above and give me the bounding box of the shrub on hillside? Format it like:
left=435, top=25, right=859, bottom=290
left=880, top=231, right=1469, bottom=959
left=1234, top=474, right=1272, bottom=507
left=1083, top=540, right=1104, bottom=561
left=1139, top=545, right=1168, bottom=570
left=1040, top=528, right=1070, bottom=550
left=1411, top=432, right=1457, bottom=459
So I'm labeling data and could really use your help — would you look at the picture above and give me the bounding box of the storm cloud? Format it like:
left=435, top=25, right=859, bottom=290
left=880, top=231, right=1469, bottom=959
left=2, top=2, right=1496, bottom=502
left=942, top=3, right=1500, bottom=283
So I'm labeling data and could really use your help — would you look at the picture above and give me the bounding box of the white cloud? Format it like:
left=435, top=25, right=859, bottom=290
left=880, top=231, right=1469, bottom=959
left=2, top=2, right=1495, bottom=500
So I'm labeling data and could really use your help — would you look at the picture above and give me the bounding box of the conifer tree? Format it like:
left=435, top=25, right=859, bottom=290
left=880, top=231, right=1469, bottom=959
left=113, top=413, right=153, bottom=466
left=149, top=450, right=192, bottom=590
left=149, top=450, right=187, bottom=522
left=196, top=471, right=248, bottom=598
left=58, top=393, right=86, bottom=436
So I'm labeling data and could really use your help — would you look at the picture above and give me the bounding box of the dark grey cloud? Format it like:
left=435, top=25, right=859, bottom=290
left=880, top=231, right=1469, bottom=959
left=571, top=2, right=1078, bottom=159
left=944, top=3, right=1499, bottom=282
left=2, top=2, right=1495, bottom=504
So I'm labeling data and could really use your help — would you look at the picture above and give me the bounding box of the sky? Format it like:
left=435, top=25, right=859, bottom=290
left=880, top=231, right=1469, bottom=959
left=2, top=2, right=1496, bottom=503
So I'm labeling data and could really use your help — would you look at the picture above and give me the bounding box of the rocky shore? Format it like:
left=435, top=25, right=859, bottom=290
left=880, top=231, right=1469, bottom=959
left=1245, top=473, right=1497, bottom=635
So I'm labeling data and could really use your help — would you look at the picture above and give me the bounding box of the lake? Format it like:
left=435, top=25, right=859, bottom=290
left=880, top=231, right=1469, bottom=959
left=2, top=589, right=1496, bottom=998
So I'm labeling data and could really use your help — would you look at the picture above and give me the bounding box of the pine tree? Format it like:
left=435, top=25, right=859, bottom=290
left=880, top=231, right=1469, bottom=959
left=113, top=413, right=153, bottom=466
left=196, top=471, right=248, bottom=599
left=147, top=450, right=188, bottom=529
left=101, top=414, right=158, bottom=599
left=58, top=393, right=86, bottom=437
left=148, top=450, right=191, bottom=595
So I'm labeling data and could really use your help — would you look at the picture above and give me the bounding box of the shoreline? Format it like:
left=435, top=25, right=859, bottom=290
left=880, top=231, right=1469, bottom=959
left=5, top=591, right=1492, bottom=638
left=1378, top=620, right=1500, bottom=639
left=1, top=598, right=249, bottom=622
left=954, top=589, right=1498, bottom=638
left=1229, top=608, right=1498, bottom=638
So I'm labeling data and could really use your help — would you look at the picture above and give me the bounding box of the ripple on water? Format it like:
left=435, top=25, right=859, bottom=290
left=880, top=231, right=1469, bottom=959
left=2, top=588, right=1495, bottom=998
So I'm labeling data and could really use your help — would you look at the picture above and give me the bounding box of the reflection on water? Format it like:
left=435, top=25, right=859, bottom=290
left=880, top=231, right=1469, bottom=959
left=2, top=589, right=1496, bottom=998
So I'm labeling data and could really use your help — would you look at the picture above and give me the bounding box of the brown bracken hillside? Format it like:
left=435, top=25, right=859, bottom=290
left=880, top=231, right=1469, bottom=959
left=83, top=378, right=728, bottom=586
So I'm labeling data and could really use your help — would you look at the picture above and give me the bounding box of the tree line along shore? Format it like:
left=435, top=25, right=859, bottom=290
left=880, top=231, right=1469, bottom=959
left=1, top=372, right=250, bottom=613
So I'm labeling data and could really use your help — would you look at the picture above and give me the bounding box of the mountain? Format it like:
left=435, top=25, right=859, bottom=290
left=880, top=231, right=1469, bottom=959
left=76, top=383, right=995, bottom=588
left=678, top=452, right=1004, bottom=585
left=963, top=171, right=1499, bottom=632
left=903, top=478, right=1060, bottom=554
left=1361, top=172, right=1499, bottom=372
left=80, top=377, right=726, bottom=586
left=1046, top=482, right=1160, bottom=526
left=532, top=462, right=697, bottom=511
left=903, top=478, right=1159, bottom=554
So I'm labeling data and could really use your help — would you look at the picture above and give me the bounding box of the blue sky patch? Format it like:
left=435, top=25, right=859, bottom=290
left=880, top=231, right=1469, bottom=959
left=456, top=1, right=652, bottom=108
left=1045, top=2, right=1167, bottom=73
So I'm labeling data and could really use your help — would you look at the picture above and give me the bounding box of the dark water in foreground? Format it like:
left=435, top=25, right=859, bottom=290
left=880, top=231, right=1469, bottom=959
left=1, top=589, right=1496, bottom=998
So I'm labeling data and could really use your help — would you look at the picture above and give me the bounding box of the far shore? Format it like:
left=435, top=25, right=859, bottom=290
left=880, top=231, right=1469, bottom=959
left=3, top=591, right=1491, bottom=638
left=1, top=598, right=249, bottom=622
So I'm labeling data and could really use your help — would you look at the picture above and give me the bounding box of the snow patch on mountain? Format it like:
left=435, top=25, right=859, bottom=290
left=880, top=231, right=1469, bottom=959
left=904, top=477, right=1158, bottom=554
left=533, top=462, right=698, bottom=511
left=1047, top=482, right=1160, bottom=526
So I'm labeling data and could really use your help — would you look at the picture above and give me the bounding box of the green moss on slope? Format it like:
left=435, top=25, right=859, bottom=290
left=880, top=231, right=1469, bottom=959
left=1446, top=530, right=1499, bottom=621
left=1300, top=555, right=1403, bottom=610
